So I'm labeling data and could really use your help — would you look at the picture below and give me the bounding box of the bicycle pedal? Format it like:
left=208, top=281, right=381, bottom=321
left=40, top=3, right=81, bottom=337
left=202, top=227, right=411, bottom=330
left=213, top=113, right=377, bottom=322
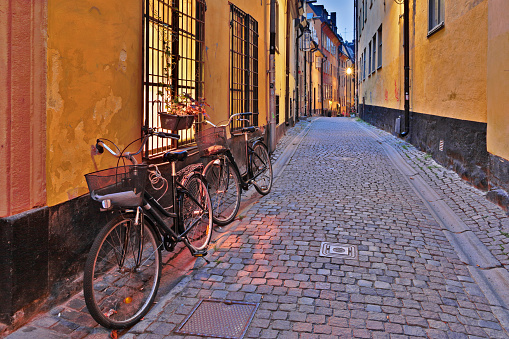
left=193, top=250, right=208, bottom=257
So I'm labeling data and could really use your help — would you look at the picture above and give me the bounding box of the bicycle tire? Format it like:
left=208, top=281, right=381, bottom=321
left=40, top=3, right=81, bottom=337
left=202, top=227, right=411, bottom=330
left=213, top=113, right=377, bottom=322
left=204, top=158, right=242, bottom=226
left=83, top=214, right=161, bottom=329
left=251, top=142, right=273, bottom=195
left=180, top=173, right=213, bottom=251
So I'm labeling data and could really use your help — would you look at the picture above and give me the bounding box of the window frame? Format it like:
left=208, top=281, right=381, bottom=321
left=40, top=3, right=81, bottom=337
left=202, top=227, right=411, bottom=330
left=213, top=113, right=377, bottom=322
left=143, top=0, right=206, bottom=158
left=377, top=25, right=382, bottom=69
left=428, top=0, right=445, bottom=37
left=229, top=4, right=259, bottom=130
left=368, top=42, right=372, bottom=75
left=372, top=34, right=376, bottom=74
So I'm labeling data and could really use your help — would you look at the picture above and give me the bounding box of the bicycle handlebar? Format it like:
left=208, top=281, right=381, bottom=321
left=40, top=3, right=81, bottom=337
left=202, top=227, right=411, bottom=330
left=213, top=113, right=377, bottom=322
left=95, top=128, right=180, bottom=164
left=203, top=112, right=259, bottom=131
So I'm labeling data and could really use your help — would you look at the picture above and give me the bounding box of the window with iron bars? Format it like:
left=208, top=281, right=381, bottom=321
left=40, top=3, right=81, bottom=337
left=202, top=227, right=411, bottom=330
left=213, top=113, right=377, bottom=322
left=230, top=4, right=259, bottom=130
left=143, top=0, right=205, bottom=158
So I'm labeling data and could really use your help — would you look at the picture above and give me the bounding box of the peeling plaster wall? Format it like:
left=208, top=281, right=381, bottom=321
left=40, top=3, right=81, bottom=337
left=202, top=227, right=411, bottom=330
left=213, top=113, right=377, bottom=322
left=46, top=0, right=143, bottom=206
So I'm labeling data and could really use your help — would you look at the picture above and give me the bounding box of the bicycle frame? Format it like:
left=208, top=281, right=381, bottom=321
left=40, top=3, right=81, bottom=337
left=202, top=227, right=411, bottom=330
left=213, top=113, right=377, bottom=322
left=220, top=135, right=265, bottom=191
left=140, top=162, right=208, bottom=255
left=93, top=130, right=208, bottom=256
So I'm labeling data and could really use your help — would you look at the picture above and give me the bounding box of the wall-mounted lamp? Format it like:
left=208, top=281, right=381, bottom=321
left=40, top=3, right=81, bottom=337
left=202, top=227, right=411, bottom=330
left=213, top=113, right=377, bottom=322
left=302, top=26, right=311, bottom=51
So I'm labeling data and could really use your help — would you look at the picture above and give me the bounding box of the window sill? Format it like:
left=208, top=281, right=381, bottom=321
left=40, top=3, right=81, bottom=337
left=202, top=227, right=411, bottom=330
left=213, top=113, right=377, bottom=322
left=427, top=22, right=444, bottom=37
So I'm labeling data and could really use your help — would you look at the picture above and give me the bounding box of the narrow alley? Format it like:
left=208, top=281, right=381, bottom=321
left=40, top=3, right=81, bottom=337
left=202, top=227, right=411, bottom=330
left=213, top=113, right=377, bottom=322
left=8, top=117, right=509, bottom=338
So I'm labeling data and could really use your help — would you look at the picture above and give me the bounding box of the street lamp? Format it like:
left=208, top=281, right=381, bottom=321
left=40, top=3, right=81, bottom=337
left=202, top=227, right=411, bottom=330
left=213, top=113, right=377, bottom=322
left=302, top=26, right=311, bottom=52
left=346, top=67, right=353, bottom=75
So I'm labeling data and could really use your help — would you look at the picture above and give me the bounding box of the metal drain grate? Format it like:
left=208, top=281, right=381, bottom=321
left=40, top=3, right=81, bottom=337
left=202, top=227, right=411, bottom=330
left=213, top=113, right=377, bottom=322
left=320, top=242, right=358, bottom=259
left=174, top=299, right=259, bottom=338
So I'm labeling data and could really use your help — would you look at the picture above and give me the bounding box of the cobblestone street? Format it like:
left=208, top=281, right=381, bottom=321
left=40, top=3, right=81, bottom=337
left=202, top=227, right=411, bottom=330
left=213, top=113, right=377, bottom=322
left=6, top=117, right=509, bottom=338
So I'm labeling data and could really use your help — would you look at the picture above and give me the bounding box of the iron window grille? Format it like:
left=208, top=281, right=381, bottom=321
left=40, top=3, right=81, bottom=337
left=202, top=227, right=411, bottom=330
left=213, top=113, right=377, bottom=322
left=230, top=4, right=259, bottom=131
left=143, top=0, right=206, bottom=158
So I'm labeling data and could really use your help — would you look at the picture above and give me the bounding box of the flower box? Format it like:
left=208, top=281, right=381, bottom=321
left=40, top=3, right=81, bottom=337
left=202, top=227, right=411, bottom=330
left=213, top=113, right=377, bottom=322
left=158, top=113, right=195, bottom=131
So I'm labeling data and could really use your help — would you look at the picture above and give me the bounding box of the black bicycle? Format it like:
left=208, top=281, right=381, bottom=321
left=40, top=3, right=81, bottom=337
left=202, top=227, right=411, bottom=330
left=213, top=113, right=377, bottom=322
left=196, top=112, right=273, bottom=226
left=83, top=128, right=212, bottom=329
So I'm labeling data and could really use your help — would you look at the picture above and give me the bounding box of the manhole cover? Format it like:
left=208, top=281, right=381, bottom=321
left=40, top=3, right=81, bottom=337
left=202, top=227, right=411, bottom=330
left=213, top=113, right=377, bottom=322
left=319, top=242, right=358, bottom=259
left=174, top=299, right=259, bottom=338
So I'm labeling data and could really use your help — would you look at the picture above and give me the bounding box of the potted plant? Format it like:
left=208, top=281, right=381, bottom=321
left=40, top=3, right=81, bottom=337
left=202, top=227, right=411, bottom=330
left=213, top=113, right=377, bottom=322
left=157, top=40, right=208, bottom=131
left=158, top=93, right=209, bottom=131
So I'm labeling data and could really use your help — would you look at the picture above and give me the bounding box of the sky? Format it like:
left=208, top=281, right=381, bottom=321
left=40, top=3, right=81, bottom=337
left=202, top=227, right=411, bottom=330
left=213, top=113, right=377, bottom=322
left=313, top=0, right=354, bottom=42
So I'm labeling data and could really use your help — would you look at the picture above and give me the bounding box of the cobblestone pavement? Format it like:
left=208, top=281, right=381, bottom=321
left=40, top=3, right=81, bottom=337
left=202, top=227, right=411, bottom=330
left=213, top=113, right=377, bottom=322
left=5, top=117, right=509, bottom=338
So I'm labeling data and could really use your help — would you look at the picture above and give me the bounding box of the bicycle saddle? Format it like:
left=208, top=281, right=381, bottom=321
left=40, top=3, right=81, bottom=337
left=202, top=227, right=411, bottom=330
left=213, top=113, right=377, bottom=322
left=163, top=149, right=188, bottom=162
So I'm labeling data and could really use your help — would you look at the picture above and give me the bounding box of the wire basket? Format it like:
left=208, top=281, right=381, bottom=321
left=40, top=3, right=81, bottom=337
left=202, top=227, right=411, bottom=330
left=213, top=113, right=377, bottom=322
left=196, top=126, right=228, bottom=157
left=84, top=165, right=148, bottom=207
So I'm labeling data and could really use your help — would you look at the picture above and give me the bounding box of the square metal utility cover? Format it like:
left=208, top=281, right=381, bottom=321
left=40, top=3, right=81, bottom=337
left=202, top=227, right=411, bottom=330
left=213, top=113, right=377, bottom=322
left=174, top=299, right=259, bottom=338
left=320, top=242, right=358, bottom=259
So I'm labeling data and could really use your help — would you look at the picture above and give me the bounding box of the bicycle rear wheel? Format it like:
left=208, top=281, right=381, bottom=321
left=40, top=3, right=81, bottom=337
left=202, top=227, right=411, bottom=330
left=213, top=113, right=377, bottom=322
left=83, top=214, right=161, bottom=329
left=204, top=158, right=242, bottom=226
left=251, top=142, right=273, bottom=195
left=181, top=173, right=213, bottom=251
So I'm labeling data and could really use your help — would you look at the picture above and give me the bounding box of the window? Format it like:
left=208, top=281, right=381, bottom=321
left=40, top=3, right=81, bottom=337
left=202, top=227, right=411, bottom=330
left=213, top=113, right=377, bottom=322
left=428, top=0, right=444, bottom=35
left=144, top=0, right=206, bottom=157
left=372, top=34, right=376, bottom=73
left=368, top=42, right=372, bottom=75
left=230, top=4, right=259, bottom=129
left=377, top=25, right=382, bottom=68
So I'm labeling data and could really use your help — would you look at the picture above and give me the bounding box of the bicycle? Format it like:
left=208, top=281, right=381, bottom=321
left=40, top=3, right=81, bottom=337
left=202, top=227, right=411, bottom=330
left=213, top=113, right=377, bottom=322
left=196, top=112, right=273, bottom=226
left=83, top=127, right=212, bottom=329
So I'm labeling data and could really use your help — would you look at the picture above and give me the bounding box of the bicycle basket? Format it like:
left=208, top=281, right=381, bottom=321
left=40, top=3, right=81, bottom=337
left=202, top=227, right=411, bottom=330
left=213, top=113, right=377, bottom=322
left=196, top=126, right=228, bottom=157
left=84, top=165, right=148, bottom=207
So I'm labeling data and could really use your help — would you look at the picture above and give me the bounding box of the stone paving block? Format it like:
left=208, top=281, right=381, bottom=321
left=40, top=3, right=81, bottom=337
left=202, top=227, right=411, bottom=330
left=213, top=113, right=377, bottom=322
left=8, top=118, right=509, bottom=338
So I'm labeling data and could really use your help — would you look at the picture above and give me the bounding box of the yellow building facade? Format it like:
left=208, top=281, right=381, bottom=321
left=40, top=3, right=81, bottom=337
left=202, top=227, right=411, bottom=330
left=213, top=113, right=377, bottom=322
left=0, top=0, right=305, bottom=327
left=356, top=0, right=509, bottom=198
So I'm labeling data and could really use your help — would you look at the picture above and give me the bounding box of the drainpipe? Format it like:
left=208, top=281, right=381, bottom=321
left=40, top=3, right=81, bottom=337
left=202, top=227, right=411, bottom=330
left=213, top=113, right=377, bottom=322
left=296, top=26, right=304, bottom=122
left=400, top=0, right=410, bottom=136
left=268, top=0, right=276, bottom=152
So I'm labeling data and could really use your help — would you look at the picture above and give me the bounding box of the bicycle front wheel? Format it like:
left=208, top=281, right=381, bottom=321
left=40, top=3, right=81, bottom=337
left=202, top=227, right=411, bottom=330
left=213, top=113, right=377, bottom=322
left=83, top=214, right=161, bottom=329
left=251, top=142, right=273, bottom=195
left=204, top=158, right=242, bottom=226
left=181, top=173, right=213, bottom=251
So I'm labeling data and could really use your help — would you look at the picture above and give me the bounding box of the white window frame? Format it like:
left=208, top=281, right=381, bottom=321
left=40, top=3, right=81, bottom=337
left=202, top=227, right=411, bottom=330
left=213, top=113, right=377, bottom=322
left=377, top=25, right=382, bottom=69
left=428, top=0, right=444, bottom=36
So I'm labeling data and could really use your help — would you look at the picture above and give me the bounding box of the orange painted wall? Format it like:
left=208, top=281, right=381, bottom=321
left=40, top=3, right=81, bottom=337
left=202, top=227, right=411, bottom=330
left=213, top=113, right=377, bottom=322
left=46, top=0, right=143, bottom=206
left=204, top=0, right=269, bottom=128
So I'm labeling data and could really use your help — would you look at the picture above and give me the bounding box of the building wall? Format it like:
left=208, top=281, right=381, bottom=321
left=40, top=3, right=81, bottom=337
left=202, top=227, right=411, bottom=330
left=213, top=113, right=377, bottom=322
left=356, top=0, right=509, bottom=205
left=46, top=0, right=144, bottom=207
left=486, top=0, right=509, bottom=161
left=204, top=0, right=268, bottom=127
